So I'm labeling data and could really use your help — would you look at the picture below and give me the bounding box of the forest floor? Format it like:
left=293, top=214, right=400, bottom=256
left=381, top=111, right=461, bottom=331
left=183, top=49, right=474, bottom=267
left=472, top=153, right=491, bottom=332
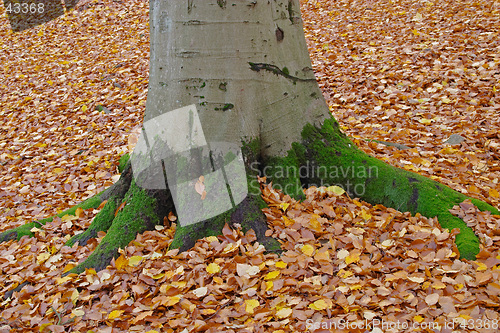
left=0, top=0, right=499, bottom=332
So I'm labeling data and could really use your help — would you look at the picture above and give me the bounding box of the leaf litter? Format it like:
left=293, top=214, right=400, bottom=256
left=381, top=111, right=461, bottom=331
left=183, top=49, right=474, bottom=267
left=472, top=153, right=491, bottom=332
left=0, top=0, right=499, bottom=332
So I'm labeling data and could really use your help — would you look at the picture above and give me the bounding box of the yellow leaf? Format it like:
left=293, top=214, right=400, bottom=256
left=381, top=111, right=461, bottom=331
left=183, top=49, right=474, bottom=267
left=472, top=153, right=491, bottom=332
left=309, top=299, right=331, bottom=310
left=40, top=323, right=52, bottom=332
left=163, top=296, right=181, bottom=306
left=72, top=309, right=85, bottom=317
left=71, top=289, right=79, bottom=305
left=205, top=236, right=218, bottom=242
left=201, top=309, right=216, bottom=315
left=282, top=216, right=295, bottom=226
left=75, top=207, right=84, bottom=218
left=345, top=253, right=360, bottom=265
left=412, top=29, right=420, bottom=36
left=276, top=307, right=292, bottom=319
left=360, top=209, right=372, bottom=221
left=61, top=214, right=78, bottom=222
left=337, top=269, right=353, bottom=278
left=439, top=147, right=459, bottom=154
left=37, top=252, right=50, bottom=264
left=206, top=263, right=221, bottom=274
left=115, top=255, right=128, bottom=270
left=128, top=256, right=143, bottom=266
left=152, top=273, right=164, bottom=279
left=419, top=118, right=433, bottom=125
left=264, top=271, right=280, bottom=280
left=308, top=216, right=322, bottom=232
left=326, top=185, right=345, bottom=196
left=81, top=105, right=87, bottom=112
left=108, top=310, right=124, bottom=320
left=63, top=263, right=75, bottom=273
left=279, top=202, right=290, bottom=211
left=441, top=97, right=451, bottom=104
left=53, top=168, right=64, bottom=174
left=275, top=261, right=287, bottom=269
left=414, top=315, right=424, bottom=323
left=301, top=244, right=315, bottom=256
left=265, top=281, right=273, bottom=291
left=245, top=299, right=260, bottom=314
left=489, top=188, right=499, bottom=198
left=476, top=262, right=487, bottom=271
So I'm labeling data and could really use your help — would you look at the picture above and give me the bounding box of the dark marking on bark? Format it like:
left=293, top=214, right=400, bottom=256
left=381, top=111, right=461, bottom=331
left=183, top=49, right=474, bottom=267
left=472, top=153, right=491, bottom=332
left=248, top=62, right=316, bottom=83
left=177, top=51, right=201, bottom=58
left=214, top=103, right=234, bottom=111
left=188, top=0, right=194, bottom=13
left=408, top=177, right=419, bottom=183
left=184, top=20, right=203, bottom=25
left=287, top=0, right=295, bottom=24
left=217, top=0, right=226, bottom=8
left=275, top=27, right=284, bottom=42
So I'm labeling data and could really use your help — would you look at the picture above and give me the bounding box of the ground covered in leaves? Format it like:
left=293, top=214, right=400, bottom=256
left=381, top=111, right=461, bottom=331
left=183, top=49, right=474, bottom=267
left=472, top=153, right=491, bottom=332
left=0, top=0, right=499, bottom=332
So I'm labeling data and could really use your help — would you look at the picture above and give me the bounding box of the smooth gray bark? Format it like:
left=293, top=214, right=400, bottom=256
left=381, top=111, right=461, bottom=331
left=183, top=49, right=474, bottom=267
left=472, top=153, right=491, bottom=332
left=146, top=0, right=329, bottom=158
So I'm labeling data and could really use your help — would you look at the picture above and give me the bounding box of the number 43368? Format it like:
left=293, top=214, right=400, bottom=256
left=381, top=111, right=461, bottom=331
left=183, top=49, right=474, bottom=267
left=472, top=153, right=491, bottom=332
left=5, top=2, right=45, bottom=14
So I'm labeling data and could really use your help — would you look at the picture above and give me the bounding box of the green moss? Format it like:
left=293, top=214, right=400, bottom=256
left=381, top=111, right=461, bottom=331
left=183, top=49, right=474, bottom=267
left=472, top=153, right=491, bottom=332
left=118, top=153, right=130, bottom=173
left=68, top=180, right=160, bottom=274
left=264, top=149, right=304, bottom=200
left=0, top=191, right=105, bottom=243
left=170, top=210, right=230, bottom=250
left=65, top=196, right=118, bottom=247
left=273, top=116, right=500, bottom=260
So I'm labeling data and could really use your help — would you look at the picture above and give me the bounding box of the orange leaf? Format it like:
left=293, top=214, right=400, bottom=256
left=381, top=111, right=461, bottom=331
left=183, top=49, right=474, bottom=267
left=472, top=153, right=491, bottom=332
left=115, top=201, right=127, bottom=216
left=98, top=200, right=108, bottom=210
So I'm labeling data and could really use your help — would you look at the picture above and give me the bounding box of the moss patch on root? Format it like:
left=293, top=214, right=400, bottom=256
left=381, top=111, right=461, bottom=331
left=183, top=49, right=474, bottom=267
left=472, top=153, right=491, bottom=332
left=0, top=191, right=105, bottom=243
left=68, top=180, right=163, bottom=274
left=285, top=117, right=499, bottom=260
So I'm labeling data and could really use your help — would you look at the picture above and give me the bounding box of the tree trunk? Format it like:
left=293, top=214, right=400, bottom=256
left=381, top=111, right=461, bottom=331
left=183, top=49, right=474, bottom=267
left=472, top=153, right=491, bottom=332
left=1, top=0, right=499, bottom=279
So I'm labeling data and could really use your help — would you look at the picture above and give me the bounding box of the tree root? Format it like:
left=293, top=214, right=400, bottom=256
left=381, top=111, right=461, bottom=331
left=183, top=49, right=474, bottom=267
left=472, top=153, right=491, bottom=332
left=274, top=118, right=500, bottom=259
left=4, top=116, right=497, bottom=299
